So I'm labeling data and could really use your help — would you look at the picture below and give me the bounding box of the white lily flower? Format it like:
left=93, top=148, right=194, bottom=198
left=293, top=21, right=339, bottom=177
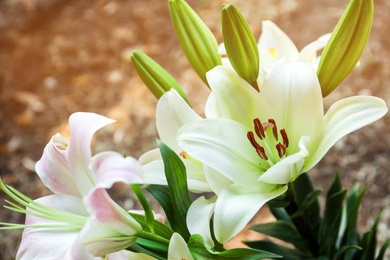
left=139, top=89, right=212, bottom=193
left=177, top=59, right=387, bottom=244
left=14, top=112, right=144, bottom=259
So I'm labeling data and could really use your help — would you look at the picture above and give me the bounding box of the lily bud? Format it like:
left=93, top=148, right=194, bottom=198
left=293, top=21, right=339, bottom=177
left=169, top=0, right=221, bottom=85
left=131, top=50, right=189, bottom=104
left=317, top=0, right=374, bottom=97
left=221, top=4, right=260, bottom=91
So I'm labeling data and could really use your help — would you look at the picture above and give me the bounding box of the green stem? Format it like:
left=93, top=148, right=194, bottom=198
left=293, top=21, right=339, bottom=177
left=138, top=230, right=171, bottom=245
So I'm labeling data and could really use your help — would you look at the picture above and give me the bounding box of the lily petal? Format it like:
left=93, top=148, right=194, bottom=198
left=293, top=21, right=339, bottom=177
left=258, top=59, right=324, bottom=152
left=304, top=95, right=388, bottom=171
left=186, top=196, right=216, bottom=249
left=214, top=183, right=287, bottom=244
left=91, top=151, right=143, bottom=189
left=259, top=20, right=299, bottom=62
left=206, top=66, right=258, bottom=127
left=157, top=89, right=201, bottom=152
left=81, top=188, right=142, bottom=257
left=168, top=233, right=194, bottom=260
left=17, top=194, right=88, bottom=260
left=178, top=118, right=260, bottom=189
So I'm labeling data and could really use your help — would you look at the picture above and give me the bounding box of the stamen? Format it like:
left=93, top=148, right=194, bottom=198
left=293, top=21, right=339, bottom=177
left=268, top=119, right=278, bottom=141
left=253, top=118, right=265, bottom=139
left=179, top=151, right=188, bottom=159
left=247, top=131, right=268, bottom=160
left=280, top=129, right=289, bottom=148
left=276, top=143, right=286, bottom=158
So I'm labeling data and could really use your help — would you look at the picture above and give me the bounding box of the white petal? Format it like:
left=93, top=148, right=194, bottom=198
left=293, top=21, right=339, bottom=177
left=206, top=66, right=258, bottom=128
left=258, top=59, right=324, bottom=152
left=213, top=183, right=287, bottom=244
left=17, top=195, right=88, bottom=260
left=257, top=136, right=310, bottom=184
left=157, top=89, right=201, bottom=152
left=205, top=93, right=222, bottom=118
left=298, top=33, right=331, bottom=63
left=168, top=233, right=194, bottom=260
left=204, top=165, right=233, bottom=195
left=186, top=196, right=216, bottom=249
left=178, top=119, right=260, bottom=189
left=91, top=151, right=143, bottom=189
left=259, top=20, right=299, bottom=62
left=303, top=96, right=388, bottom=171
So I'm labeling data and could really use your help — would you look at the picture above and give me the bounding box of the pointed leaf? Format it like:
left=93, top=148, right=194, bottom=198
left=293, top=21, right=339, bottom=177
left=157, top=139, right=191, bottom=239
left=244, top=240, right=309, bottom=260
left=131, top=184, right=156, bottom=234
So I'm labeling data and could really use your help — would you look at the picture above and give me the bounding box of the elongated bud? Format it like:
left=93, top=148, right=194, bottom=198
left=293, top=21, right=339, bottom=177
left=317, top=0, right=374, bottom=97
left=169, top=0, right=221, bottom=86
left=222, top=4, right=260, bottom=91
left=131, top=51, right=189, bottom=104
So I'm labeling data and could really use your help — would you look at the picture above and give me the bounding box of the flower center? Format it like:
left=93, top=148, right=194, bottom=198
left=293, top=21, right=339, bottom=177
left=247, top=118, right=289, bottom=168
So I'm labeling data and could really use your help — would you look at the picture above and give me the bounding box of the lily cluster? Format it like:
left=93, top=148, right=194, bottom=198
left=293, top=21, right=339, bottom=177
left=1, top=0, right=389, bottom=259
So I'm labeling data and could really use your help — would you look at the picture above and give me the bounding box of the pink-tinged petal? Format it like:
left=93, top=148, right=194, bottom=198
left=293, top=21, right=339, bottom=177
left=157, top=90, right=201, bottom=152
left=66, top=112, right=116, bottom=196
left=81, top=188, right=142, bottom=257
left=187, top=196, right=216, bottom=249
left=168, top=233, right=194, bottom=260
left=257, top=136, right=310, bottom=184
left=35, top=134, right=80, bottom=196
left=91, top=151, right=143, bottom=189
left=64, top=239, right=99, bottom=260
left=17, top=195, right=88, bottom=260
left=213, top=184, right=287, bottom=244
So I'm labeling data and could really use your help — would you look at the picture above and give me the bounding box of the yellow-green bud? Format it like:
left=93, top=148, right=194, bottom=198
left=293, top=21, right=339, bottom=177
left=222, top=4, right=260, bottom=91
left=169, top=0, right=221, bottom=86
left=131, top=51, right=189, bottom=104
left=317, top=0, right=374, bottom=97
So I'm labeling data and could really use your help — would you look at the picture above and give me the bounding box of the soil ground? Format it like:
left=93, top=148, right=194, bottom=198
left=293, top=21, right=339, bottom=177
left=0, top=0, right=389, bottom=259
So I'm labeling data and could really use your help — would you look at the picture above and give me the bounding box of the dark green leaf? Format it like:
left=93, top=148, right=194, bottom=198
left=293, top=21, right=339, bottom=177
left=250, top=220, right=308, bottom=251
left=360, top=209, right=383, bottom=260
left=319, top=177, right=348, bottom=256
left=290, top=189, right=322, bottom=219
left=269, top=207, right=292, bottom=223
left=333, top=245, right=362, bottom=260
left=157, top=139, right=192, bottom=239
left=189, top=235, right=281, bottom=259
left=376, top=237, right=390, bottom=260
left=127, top=242, right=167, bottom=260
left=245, top=240, right=309, bottom=260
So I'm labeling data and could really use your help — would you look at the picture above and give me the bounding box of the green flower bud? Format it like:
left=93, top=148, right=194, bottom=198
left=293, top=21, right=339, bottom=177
left=131, top=50, right=189, bottom=104
left=169, top=0, right=221, bottom=86
left=222, top=4, right=260, bottom=91
left=317, top=0, right=374, bottom=97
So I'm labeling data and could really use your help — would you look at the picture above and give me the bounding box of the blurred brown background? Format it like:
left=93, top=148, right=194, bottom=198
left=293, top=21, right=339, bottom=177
left=0, top=0, right=389, bottom=259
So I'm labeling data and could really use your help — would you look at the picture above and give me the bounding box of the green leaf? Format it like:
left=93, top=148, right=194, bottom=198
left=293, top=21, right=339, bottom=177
left=319, top=173, right=348, bottom=256
left=129, top=212, right=173, bottom=240
left=131, top=51, right=189, bottom=103
left=157, top=139, right=192, bottom=240
left=221, top=3, right=260, bottom=91
left=131, top=184, right=156, bottom=234
left=245, top=240, right=309, bottom=260
left=250, top=220, right=308, bottom=251
left=359, top=209, right=383, bottom=260
left=127, top=242, right=167, bottom=260
left=341, top=184, right=366, bottom=258
left=289, top=189, right=322, bottom=220
left=317, top=0, right=374, bottom=97
left=333, top=245, right=362, bottom=260
left=268, top=207, right=292, bottom=223
left=376, top=237, right=390, bottom=260
left=189, top=235, right=281, bottom=259
left=169, top=0, right=221, bottom=85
